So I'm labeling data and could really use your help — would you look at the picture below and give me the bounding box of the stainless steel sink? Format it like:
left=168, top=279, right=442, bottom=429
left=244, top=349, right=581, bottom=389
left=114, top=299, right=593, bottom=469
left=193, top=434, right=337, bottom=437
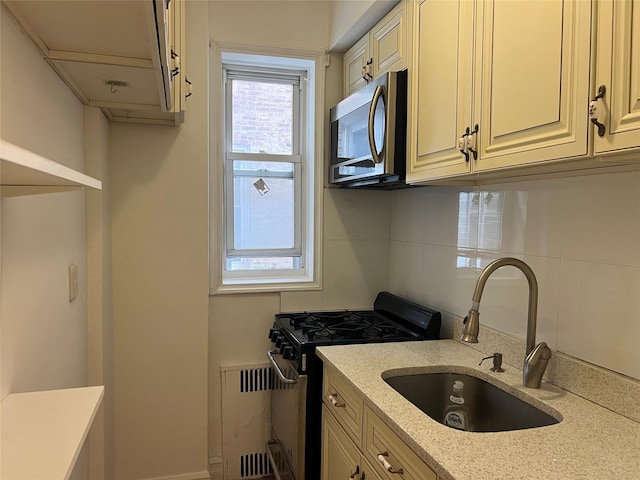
left=383, top=371, right=560, bottom=432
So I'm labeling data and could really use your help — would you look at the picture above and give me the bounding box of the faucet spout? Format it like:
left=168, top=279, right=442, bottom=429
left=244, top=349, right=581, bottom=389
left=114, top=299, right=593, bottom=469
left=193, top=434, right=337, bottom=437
left=460, top=257, right=551, bottom=388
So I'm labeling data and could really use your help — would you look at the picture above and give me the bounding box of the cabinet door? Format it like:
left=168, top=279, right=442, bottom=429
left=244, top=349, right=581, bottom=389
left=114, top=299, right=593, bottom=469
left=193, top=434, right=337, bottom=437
left=167, top=0, right=186, bottom=121
left=593, top=0, right=640, bottom=154
left=474, top=0, right=592, bottom=171
left=363, top=406, right=437, bottom=480
left=321, top=406, right=361, bottom=480
left=408, top=0, right=475, bottom=182
left=370, top=2, right=410, bottom=78
left=361, top=458, right=384, bottom=480
left=344, top=36, right=370, bottom=97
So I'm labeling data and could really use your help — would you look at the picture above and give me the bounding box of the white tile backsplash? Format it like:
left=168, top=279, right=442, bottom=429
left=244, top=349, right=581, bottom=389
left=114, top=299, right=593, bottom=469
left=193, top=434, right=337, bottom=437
left=390, top=171, right=640, bottom=381
left=420, top=244, right=478, bottom=317
left=390, top=187, right=427, bottom=243
left=323, top=239, right=389, bottom=309
left=558, top=172, right=640, bottom=267
left=389, top=241, right=424, bottom=301
left=280, top=291, right=324, bottom=312
left=324, top=188, right=391, bottom=241
left=557, top=259, right=640, bottom=379
left=474, top=254, right=560, bottom=350
left=477, top=185, right=563, bottom=257
left=424, top=186, right=477, bottom=248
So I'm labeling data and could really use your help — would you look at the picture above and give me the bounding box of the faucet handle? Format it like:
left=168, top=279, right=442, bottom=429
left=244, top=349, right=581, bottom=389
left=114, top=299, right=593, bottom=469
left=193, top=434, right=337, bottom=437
left=479, top=352, right=505, bottom=372
left=523, top=342, right=552, bottom=388
left=525, top=342, right=551, bottom=364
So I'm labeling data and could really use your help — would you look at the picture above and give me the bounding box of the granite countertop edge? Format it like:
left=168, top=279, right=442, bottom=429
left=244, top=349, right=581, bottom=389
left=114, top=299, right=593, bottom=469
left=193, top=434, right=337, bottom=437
left=316, top=339, right=640, bottom=480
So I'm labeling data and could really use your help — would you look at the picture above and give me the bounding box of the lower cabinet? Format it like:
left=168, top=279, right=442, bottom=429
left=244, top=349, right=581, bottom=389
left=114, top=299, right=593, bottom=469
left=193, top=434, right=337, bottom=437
left=363, top=406, right=437, bottom=480
left=322, top=366, right=437, bottom=480
left=322, top=405, right=381, bottom=480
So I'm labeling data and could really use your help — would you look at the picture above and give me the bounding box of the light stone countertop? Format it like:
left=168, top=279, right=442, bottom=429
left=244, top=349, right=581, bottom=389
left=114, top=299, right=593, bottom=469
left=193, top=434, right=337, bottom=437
left=316, top=340, right=640, bottom=480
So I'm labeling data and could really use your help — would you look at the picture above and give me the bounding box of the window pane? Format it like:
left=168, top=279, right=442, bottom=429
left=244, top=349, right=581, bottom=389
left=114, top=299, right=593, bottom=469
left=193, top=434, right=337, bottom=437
left=232, top=161, right=295, bottom=250
left=232, top=80, right=293, bottom=154
left=226, top=257, right=300, bottom=271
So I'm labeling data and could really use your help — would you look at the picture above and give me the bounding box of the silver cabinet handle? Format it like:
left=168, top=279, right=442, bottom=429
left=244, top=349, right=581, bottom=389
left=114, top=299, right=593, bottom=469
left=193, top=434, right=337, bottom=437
left=328, top=392, right=345, bottom=408
left=377, top=452, right=404, bottom=474
left=267, top=350, right=296, bottom=384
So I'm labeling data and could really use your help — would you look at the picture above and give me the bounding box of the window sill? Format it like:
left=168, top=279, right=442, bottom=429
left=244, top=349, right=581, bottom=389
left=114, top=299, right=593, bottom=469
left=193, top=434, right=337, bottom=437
left=210, top=279, right=321, bottom=295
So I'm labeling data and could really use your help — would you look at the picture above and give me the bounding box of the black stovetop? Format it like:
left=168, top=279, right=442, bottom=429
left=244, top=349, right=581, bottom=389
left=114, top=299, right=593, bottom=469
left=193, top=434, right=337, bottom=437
left=271, top=292, right=441, bottom=355
left=275, top=309, right=424, bottom=345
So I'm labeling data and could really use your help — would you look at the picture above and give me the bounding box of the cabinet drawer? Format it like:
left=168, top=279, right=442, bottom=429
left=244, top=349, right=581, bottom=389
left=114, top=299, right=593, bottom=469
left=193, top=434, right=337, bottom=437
left=323, top=366, right=363, bottom=444
left=363, top=405, right=437, bottom=480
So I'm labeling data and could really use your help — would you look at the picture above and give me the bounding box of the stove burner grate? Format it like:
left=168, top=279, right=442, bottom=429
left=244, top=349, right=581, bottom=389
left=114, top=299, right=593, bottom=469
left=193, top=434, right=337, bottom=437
left=285, top=311, right=410, bottom=342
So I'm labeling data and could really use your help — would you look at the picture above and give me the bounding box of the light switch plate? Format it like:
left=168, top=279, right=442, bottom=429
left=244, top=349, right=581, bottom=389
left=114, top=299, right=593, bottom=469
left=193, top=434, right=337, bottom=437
left=68, top=264, right=78, bottom=302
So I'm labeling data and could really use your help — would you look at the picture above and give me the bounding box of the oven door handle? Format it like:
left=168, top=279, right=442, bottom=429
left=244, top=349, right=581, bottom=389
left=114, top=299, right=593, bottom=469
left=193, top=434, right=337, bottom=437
left=266, top=439, right=289, bottom=480
left=267, top=349, right=297, bottom=384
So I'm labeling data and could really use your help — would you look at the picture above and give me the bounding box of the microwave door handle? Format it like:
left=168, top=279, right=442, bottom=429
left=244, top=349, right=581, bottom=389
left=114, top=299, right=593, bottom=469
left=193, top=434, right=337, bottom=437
left=368, top=85, right=386, bottom=164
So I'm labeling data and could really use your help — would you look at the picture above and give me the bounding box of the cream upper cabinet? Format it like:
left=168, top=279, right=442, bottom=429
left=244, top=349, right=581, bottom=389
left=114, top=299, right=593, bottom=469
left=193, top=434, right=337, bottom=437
left=592, top=0, right=640, bottom=155
left=343, top=1, right=412, bottom=97
left=344, top=36, right=370, bottom=96
left=474, top=0, right=592, bottom=171
left=408, top=0, right=475, bottom=181
left=409, top=0, right=592, bottom=183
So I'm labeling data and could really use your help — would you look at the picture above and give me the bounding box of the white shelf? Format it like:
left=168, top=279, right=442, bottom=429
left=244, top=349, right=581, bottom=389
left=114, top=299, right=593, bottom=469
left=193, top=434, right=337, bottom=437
left=0, top=140, right=102, bottom=197
left=1, top=386, right=104, bottom=480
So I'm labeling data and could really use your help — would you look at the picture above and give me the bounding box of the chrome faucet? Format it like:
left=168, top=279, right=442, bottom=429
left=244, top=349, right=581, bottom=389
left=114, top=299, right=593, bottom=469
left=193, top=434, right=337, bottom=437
left=460, top=257, right=551, bottom=388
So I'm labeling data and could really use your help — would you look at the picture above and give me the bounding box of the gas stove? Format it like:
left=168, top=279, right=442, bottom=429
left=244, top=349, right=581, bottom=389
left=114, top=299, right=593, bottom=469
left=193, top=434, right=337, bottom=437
left=266, top=292, right=441, bottom=480
left=268, top=292, right=442, bottom=373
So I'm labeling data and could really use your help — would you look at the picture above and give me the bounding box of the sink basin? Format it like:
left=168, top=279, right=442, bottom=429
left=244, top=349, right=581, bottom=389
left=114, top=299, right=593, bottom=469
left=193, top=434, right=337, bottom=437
left=383, top=371, right=560, bottom=432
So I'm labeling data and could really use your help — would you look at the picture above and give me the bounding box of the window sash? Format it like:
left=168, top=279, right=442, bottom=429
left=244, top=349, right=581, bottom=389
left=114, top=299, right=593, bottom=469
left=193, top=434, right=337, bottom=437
left=224, top=71, right=302, bottom=156
left=223, top=70, right=304, bottom=267
left=224, top=160, right=303, bottom=257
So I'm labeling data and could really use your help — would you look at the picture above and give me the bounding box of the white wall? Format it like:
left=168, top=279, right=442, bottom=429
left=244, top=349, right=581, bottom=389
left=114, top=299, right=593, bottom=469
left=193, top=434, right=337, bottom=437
left=1, top=9, right=105, bottom=480
left=1, top=9, right=87, bottom=397
left=108, top=2, right=210, bottom=479
left=207, top=0, right=392, bottom=468
left=389, top=172, right=640, bottom=381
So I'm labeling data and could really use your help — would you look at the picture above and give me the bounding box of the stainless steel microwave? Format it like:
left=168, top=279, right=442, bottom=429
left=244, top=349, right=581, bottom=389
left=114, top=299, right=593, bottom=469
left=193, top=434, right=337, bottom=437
left=329, top=70, right=408, bottom=189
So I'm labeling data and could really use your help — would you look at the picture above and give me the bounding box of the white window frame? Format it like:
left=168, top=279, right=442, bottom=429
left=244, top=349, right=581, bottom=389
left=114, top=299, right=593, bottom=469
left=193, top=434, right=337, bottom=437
left=210, top=43, right=324, bottom=294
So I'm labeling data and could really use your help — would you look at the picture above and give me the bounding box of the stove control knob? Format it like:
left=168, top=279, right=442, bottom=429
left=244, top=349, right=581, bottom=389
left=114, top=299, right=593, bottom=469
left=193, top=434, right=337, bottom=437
left=268, top=328, right=279, bottom=342
left=279, top=341, right=289, bottom=355
left=275, top=335, right=286, bottom=348
left=283, top=345, right=294, bottom=360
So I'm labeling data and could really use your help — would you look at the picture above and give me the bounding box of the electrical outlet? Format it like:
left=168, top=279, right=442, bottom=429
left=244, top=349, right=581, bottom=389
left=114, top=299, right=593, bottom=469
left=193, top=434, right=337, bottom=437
left=68, top=264, right=78, bottom=302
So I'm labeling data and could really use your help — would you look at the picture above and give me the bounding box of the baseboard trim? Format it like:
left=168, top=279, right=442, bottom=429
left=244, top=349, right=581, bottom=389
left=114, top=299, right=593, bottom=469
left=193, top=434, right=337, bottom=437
left=140, top=471, right=211, bottom=480
left=209, top=458, right=223, bottom=480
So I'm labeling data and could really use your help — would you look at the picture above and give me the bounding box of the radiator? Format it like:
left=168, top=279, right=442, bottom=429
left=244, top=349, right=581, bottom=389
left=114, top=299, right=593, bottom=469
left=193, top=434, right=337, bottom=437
left=221, top=363, right=274, bottom=479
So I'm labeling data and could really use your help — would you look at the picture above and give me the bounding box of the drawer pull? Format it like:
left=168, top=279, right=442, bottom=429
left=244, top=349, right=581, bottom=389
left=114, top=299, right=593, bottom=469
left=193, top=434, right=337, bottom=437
left=349, top=465, right=360, bottom=479
left=377, top=452, right=404, bottom=475
left=328, top=393, right=346, bottom=408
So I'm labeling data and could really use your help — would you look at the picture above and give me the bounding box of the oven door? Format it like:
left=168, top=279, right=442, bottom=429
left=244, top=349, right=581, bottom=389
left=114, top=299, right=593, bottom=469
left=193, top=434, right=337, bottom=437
left=267, top=350, right=307, bottom=480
